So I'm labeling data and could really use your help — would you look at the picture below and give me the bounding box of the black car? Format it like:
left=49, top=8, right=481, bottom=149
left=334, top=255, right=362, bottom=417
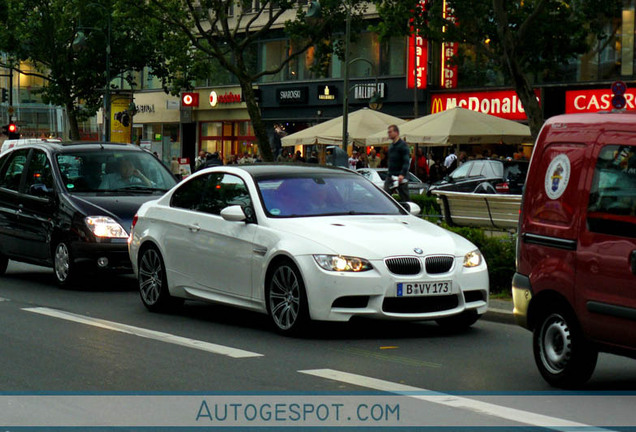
left=0, top=142, right=177, bottom=286
left=427, top=159, right=529, bottom=195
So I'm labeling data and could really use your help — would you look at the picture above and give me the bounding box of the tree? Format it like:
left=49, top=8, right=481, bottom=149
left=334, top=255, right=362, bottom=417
left=0, top=0, right=176, bottom=140
left=373, top=0, right=622, bottom=139
left=140, top=0, right=366, bottom=162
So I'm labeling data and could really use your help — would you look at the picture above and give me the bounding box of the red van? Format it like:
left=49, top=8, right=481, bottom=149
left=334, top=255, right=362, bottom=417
left=514, top=112, right=636, bottom=388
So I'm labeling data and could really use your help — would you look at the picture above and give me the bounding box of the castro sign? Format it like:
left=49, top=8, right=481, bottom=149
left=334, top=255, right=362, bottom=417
left=431, top=89, right=541, bottom=121
left=566, top=89, right=636, bottom=113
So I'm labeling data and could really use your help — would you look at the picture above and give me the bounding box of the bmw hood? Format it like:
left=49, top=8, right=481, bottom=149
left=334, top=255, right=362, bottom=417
left=69, top=194, right=160, bottom=234
left=271, top=216, right=477, bottom=260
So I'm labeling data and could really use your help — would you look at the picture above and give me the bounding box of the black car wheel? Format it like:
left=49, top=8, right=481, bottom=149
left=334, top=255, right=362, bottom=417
left=533, top=308, right=598, bottom=388
left=53, top=241, right=78, bottom=287
left=266, top=260, right=309, bottom=336
left=436, top=310, right=481, bottom=331
left=0, top=252, right=8, bottom=275
left=138, top=246, right=183, bottom=312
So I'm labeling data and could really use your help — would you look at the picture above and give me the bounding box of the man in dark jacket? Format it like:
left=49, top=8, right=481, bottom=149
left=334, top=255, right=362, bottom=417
left=197, top=152, right=223, bottom=171
left=384, top=124, right=410, bottom=202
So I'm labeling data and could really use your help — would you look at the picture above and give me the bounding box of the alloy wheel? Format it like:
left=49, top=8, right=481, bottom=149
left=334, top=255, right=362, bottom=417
left=54, top=243, right=70, bottom=282
left=269, top=265, right=301, bottom=331
left=139, top=248, right=163, bottom=306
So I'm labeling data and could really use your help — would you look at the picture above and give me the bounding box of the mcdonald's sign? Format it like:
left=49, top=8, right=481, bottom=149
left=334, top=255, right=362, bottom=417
left=431, top=89, right=541, bottom=121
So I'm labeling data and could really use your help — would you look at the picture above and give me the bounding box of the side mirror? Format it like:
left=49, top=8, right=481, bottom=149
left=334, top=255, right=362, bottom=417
left=220, top=205, right=246, bottom=222
left=29, top=183, right=54, bottom=199
left=403, top=202, right=422, bottom=216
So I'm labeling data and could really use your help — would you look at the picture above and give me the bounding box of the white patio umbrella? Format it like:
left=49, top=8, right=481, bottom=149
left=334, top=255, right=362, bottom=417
left=366, top=107, right=532, bottom=146
left=281, top=108, right=406, bottom=147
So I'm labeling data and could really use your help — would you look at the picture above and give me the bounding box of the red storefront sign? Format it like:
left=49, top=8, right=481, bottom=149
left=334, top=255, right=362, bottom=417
left=565, top=89, right=636, bottom=113
left=441, top=0, right=458, bottom=89
left=431, top=89, right=541, bottom=121
left=181, top=92, right=199, bottom=107
left=407, top=1, right=428, bottom=89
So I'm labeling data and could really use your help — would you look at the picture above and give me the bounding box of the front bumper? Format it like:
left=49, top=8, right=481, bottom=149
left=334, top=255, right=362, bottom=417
left=298, top=255, right=489, bottom=322
left=71, top=240, right=132, bottom=272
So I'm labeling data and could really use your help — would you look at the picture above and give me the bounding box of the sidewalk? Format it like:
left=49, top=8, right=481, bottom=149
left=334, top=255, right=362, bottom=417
left=484, top=298, right=515, bottom=325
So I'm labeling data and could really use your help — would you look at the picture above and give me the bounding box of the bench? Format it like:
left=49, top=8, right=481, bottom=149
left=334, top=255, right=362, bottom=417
left=431, top=190, right=522, bottom=230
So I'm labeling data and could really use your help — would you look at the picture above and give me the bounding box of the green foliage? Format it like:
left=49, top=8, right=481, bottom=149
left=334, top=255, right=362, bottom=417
left=409, top=194, right=441, bottom=217
left=443, top=225, right=516, bottom=295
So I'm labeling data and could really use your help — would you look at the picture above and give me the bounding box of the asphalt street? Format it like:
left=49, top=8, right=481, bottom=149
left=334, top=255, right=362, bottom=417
left=1, top=261, right=636, bottom=429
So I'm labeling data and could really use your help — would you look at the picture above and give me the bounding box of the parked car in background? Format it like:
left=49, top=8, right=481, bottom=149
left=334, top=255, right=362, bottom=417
left=357, top=168, right=427, bottom=195
left=427, top=159, right=529, bottom=195
left=514, top=113, right=636, bottom=388
left=0, top=142, right=177, bottom=286
left=129, top=165, right=488, bottom=335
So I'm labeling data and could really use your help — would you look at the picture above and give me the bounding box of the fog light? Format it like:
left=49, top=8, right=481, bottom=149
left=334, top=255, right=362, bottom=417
left=97, top=257, right=109, bottom=268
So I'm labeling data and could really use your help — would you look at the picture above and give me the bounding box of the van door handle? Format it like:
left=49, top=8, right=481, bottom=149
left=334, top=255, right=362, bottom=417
left=631, top=250, right=636, bottom=275
left=188, top=223, right=200, bottom=233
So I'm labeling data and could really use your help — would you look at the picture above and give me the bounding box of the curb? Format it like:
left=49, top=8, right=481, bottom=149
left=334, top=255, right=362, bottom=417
left=483, top=308, right=516, bottom=325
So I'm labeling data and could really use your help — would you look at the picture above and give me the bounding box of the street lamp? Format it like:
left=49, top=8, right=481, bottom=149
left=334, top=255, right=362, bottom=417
left=72, top=3, right=111, bottom=142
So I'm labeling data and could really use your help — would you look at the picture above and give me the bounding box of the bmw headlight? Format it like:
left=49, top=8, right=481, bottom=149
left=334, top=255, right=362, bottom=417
left=313, top=255, right=373, bottom=272
left=85, top=216, right=128, bottom=239
left=463, top=250, right=483, bottom=268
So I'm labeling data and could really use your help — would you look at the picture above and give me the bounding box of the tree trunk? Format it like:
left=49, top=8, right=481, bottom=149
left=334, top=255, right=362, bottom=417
left=239, top=76, right=273, bottom=162
left=65, top=102, right=81, bottom=141
left=493, top=0, right=544, bottom=140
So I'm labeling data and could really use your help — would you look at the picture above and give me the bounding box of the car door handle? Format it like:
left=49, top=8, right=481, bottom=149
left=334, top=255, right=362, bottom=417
left=631, top=250, right=636, bottom=276
left=188, top=223, right=200, bottom=233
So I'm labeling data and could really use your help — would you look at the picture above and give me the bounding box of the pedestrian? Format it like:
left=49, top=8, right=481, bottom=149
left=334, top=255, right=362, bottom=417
left=379, top=148, right=388, bottom=168
left=197, top=151, right=223, bottom=171
left=348, top=150, right=359, bottom=171
left=444, top=148, right=458, bottom=174
left=384, top=124, right=410, bottom=202
left=277, top=149, right=290, bottom=163
left=170, top=156, right=180, bottom=176
left=195, top=151, right=206, bottom=170
left=294, top=150, right=305, bottom=163
left=356, top=152, right=368, bottom=170
left=368, top=148, right=380, bottom=168
left=416, top=147, right=429, bottom=182
left=307, top=151, right=319, bottom=164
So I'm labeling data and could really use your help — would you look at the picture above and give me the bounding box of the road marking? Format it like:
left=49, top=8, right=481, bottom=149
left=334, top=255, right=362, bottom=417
left=23, top=307, right=263, bottom=359
left=0, top=297, right=9, bottom=302
left=337, top=347, right=441, bottom=368
left=299, top=369, right=607, bottom=431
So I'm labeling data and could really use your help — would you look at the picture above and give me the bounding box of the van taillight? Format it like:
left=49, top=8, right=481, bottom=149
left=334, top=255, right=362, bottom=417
left=131, top=214, right=138, bottom=230
left=495, top=182, right=510, bottom=193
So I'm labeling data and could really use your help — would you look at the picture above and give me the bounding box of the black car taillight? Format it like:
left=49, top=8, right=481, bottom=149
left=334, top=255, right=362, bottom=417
left=495, top=182, right=509, bottom=193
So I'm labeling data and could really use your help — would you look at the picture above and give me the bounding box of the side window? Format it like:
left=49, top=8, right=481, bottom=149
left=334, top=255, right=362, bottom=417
left=25, top=150, right=54, bottom=195
left=0, top=149, right=30, bottom=192
left=199, top=173, right=252, bottom=216
left=587, top=145, right=636, bottom=237
left=170, top=175, right=208, bottom=210
left=468, top=161, right=485, bottom=177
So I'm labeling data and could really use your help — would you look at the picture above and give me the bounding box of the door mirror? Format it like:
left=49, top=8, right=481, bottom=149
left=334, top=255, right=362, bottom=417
left=220, top=205, right=247, bottom=222
left=29, top=183, right=54, bottom=199
left=402, top=202, right=421, bottom=216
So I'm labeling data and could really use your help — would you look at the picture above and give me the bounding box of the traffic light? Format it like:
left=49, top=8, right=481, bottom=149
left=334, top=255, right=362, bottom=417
left=1, top=88, right=7, bottom=103
left=2, top=123, right=19, bottom=139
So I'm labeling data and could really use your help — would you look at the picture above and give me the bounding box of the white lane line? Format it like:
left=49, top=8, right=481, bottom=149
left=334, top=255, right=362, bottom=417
left=299, top=369, right=609, bottom=431
left=0, top=297, right=9, bottom=302
left=23, top=307, right=263, bottom=359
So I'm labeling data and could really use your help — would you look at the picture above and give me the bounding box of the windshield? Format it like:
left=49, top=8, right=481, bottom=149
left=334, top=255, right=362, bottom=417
left=56, top=150, right=176, bottom=193
left=257, top=174, right=405, bottom=218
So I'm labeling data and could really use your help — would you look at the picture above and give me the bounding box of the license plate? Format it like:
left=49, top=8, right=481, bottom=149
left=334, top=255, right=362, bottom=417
left=397, top=281, right=453, bottom=297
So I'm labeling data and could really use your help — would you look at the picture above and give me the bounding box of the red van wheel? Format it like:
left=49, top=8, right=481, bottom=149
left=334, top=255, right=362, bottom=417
left=533, top=309, right=598, bottom=388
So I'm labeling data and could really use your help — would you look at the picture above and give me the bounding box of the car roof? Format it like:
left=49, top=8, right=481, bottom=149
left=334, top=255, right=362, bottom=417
left=4, top=141, right=144, bottom=154
left=221, top=164, right=356, bottom=179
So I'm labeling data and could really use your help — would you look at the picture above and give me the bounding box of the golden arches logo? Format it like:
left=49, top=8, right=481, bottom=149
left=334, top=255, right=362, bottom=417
left=431, top=97, right=445, bottom=114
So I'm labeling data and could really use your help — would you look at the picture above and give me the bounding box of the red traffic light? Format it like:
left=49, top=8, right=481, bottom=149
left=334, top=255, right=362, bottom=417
left=8, top=123, right=17, bottom=133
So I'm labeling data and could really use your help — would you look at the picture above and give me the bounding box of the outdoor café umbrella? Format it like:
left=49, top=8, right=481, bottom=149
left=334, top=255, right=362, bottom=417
left=365, top=107, right=532, bottom=146
left=281, top=108, right=406, bottom=147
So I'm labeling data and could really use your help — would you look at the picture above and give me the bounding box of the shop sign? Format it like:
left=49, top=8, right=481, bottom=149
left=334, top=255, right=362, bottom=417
left=166, top=100, right=180, bottom=110
left=277, top=87, right=308, bottom=104
left=354, top=83, right=385, bottom=100
left=431, top=89, right=541, bottom=121
left=209, top=91, right=242, bottom=107
left=181, top=92, right=199, bottom=107
left=407, top=0, right=428, bottom=89
left=565, top=88, right=636, bottom=113
left=136, top=104, right=155, bottom=114
left=318, top=85, right=338, bottom=101
left=440, top=0, right=458, bottom=89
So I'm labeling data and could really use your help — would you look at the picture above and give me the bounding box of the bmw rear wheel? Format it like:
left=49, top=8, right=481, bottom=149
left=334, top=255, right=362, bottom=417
left=266, top=260, right=309, bottom=335
left=138, top=246, right=183, bottom=312
left=533, top=309, right=598, bottom=388
left=54, top=241, right=78, bottom=287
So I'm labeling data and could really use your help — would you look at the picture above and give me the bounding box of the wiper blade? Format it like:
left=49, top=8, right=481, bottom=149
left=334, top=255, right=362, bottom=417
left=117, top=186, right=168, bottom=192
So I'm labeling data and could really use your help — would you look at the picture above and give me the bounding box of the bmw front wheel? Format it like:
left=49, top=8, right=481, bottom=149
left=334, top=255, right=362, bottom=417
left=138, top=246, right=183, bottom=312
left=266, top=260, right=309, bottom=336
